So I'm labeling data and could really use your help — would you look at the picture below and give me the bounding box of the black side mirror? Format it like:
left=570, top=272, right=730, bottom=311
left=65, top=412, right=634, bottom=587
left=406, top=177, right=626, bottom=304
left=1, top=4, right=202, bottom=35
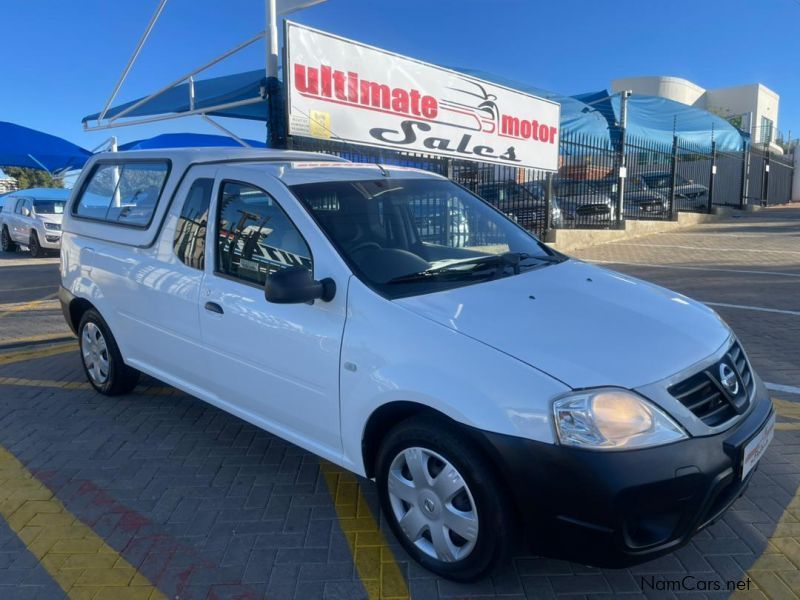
left=264, top=266, right=336, bottom=304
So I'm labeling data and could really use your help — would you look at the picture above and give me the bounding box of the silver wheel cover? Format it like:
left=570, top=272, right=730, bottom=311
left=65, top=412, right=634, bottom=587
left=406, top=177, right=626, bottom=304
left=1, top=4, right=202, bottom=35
left=387, top=447, right=479, bottom=562
left=81, top=322, right=110, bottom=385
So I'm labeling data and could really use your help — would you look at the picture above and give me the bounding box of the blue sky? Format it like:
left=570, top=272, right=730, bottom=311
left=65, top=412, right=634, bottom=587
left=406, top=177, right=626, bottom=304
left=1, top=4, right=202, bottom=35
left=2, top=0, right=798, bottom=149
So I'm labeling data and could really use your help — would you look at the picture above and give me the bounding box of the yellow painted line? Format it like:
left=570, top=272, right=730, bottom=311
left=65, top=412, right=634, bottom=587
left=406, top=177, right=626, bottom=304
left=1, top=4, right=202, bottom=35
left=0, top=377, right=90, bottom=390
left=0, top=342, right=77, bottom=366
left=321, top=461, right=409, bottom=600
left=0, top=332, right=75, bottom=346
left=0, top=376, right=185, bottom=397
left=0, top=446, right=166, bottom=600
left=734, top=400, right=800, bottom=599
left=0, top=294, right=59, bottom=316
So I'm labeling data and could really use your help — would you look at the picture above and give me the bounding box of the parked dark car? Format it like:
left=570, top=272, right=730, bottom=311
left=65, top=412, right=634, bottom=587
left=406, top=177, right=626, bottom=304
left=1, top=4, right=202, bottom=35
left=640, top=171, right=708, bottom=210
left=551, top=179, right=616, bottom=224
left=476, top=181, right=563, bottom=230
left=593, top=177, right=669, bottom=215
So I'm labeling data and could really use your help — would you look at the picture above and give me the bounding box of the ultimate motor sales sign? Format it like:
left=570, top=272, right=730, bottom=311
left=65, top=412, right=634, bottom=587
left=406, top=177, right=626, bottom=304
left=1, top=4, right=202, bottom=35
left=286, top=22, right=560, bottom=171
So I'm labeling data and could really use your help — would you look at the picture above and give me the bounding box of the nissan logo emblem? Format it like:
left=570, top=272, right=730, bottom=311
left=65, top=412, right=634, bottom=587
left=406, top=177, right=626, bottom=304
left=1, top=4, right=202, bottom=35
left=719, top=363, right=739, bottom=396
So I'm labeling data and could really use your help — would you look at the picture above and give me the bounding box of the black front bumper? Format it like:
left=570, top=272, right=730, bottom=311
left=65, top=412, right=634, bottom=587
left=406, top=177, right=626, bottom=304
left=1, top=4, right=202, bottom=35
left=476, top=390, right=774, bottom=568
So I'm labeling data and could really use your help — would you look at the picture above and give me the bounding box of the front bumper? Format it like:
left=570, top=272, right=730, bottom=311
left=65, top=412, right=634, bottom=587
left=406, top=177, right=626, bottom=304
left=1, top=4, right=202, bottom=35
left=476, top=386, right=774, bottom=567
left=40, top=232, right=62, bottom=248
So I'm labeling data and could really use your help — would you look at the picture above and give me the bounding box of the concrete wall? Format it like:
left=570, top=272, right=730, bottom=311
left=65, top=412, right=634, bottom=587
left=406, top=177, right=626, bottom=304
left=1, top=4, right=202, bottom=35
left=546, top=208, right=740, bottom=253
left=612, top=76, right=706, bottom=106
left=706, top=83, right=779, bottom=145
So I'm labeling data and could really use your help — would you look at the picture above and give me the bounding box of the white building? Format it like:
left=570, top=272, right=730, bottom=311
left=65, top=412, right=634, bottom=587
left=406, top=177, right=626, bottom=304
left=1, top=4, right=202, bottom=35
left=0, top=169, right=18, bottom=194
left=611, top=76, right=780, bottom=152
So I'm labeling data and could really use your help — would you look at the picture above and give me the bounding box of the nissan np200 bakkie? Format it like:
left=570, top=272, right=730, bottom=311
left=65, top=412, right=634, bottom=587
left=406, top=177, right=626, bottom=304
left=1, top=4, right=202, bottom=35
left=59, top=148, right=775, bottom=581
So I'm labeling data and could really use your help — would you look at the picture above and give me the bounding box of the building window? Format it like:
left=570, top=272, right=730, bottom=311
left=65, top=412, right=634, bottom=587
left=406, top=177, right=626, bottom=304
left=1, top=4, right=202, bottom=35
left=760, top=116, right=773, bottom=144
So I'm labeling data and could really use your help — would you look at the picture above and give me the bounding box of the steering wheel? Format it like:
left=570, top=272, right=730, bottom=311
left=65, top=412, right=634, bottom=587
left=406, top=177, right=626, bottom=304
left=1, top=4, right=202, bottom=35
left=349, top=241, right=381, bottom=254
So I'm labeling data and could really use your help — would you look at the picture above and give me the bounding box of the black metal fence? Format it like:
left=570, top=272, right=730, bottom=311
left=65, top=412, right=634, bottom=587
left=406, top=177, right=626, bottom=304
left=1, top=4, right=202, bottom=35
left=291, top=132, right=794, bottom=239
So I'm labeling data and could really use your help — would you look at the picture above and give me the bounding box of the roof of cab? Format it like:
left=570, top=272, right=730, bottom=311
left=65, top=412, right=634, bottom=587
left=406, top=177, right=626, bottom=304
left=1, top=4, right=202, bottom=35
left=95, top=146, right=348, bottom=165
left=89, top=146, right=444, bottom=186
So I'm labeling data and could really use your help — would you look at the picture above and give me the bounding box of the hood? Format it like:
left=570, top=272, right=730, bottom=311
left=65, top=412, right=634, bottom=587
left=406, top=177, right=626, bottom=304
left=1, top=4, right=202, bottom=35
left=395, top=260, right=729, bottom=389
left=37, top=213, right=63, bottom=225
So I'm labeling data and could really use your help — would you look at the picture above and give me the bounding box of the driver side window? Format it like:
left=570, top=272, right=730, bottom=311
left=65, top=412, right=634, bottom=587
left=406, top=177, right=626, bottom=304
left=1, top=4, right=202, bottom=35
left=216, top=181, right=312, bottom=286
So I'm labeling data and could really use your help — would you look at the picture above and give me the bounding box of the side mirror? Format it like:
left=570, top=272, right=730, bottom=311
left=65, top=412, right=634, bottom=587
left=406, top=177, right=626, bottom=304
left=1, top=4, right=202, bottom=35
left=21, top=207, right=31, bottom=217
left=264, top=266, right=336, bottom=304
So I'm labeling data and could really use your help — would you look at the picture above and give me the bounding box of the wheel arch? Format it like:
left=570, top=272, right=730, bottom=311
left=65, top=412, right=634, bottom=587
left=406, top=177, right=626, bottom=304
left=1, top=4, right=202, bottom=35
left=66, top=296, right=97, bottom=336
left=361, top=400, right=510, bottom=482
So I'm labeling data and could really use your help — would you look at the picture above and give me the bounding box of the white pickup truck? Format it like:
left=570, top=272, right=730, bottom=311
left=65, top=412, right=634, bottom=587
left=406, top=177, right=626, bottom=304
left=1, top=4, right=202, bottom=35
left=58, top=147, right=773, bottom=581
left=0, top=187, right=69, bottom=256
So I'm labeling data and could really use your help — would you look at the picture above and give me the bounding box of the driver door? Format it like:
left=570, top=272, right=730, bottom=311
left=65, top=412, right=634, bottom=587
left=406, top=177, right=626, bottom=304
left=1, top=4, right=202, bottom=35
left=199, top=170, right=349, bottom=459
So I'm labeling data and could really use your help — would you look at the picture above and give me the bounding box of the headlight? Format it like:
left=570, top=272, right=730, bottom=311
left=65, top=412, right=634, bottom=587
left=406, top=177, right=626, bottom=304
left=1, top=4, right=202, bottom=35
left=44, top=222, right=61, bottom=231
left=553, top=389, right=687, bottom=450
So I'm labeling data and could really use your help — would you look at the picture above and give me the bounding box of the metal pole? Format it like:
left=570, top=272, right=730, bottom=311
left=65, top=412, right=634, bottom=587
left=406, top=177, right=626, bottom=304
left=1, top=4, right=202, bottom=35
left=669, top=135, right=679, bottom=220
left=111, top=137, right=121, bottom=209
left=544, top=172, right=553, bottom=235
left=740, top=146, right=749, bottom=209
left=707, top=140, right=716, bottom=213
left=615, top=90, right=630, bottom=228
left=99, top=0, right=169, bottom=122
left=763, top=151, right=770, bottom=207
left=266, top=0, right=279, bottom=78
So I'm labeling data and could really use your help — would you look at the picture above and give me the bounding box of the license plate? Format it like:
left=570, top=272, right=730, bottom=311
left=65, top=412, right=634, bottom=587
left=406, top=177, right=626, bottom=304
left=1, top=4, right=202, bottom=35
left=741, top=412, right=775, bottom=481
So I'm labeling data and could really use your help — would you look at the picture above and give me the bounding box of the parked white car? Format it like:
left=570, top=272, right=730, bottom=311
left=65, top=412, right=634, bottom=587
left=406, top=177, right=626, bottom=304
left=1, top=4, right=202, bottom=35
left=0, top=188, right=69, bottom=256
left=59, top=148, right=774, bottom=581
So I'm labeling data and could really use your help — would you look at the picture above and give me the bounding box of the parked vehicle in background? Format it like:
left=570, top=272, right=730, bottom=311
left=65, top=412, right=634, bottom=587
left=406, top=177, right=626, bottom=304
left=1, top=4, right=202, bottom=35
left=593, top=176, right=669, bottom=216
left=477, top=181, right=562, bottom=230
left=0, top=188, right=69, bottom=256
left=408, top=196, right=470, bottom=247
left=640, top=171, right=708, bottom=210
left=551, top=179, right=616, bottom=225
left=60, top=148, right=774, bottom=581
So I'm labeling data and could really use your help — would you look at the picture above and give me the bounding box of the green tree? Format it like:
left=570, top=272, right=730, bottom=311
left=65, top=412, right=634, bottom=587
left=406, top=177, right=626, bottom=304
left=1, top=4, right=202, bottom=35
left=0, top=167, right=63, bottom=189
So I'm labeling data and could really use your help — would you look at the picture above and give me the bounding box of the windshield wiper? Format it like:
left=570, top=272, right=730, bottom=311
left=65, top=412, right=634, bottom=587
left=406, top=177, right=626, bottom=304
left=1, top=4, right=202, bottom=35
left=385, top=252, right=560, bottom=284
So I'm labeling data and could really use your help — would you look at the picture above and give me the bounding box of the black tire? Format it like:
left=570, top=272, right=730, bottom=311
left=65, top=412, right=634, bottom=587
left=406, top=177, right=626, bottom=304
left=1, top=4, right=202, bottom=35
left=78, top=309, right=140, bottom=395
left=29, top=231, right=43, bottom=258
left=376, top=415, right=513, bottom=581
left=1, top=227, right=17, bottom=252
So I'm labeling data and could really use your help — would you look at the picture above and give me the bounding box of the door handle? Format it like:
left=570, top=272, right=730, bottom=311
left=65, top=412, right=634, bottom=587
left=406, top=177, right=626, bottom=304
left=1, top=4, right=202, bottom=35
left=204, top=301, right=224, bottom=315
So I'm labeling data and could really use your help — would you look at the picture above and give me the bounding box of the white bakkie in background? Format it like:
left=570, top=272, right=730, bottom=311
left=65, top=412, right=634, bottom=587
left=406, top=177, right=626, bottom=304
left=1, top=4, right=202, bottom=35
left=0, top=187, right=69, bottom=256
left=58, top=148, right=774, bottom=581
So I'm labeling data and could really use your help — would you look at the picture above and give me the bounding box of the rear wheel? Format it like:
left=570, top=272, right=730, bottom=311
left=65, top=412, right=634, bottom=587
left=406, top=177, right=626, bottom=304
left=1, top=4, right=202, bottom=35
left=28, top=231, right=43, bottom=258
left=1, top=227, right=17, bottom=252
left=78, top=309, right=140, bottom=395
left=376, top=415, right=512, bottom=581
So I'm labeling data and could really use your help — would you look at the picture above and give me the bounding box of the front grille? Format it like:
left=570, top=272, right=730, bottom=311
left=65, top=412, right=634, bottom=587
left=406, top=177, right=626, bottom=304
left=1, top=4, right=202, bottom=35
left=668, top=342, right=754, bottom=427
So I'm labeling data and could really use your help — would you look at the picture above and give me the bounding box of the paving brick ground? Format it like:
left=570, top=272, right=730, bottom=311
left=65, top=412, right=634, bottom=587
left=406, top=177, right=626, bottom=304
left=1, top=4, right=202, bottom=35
left=0, top=206, right=798, bottom=599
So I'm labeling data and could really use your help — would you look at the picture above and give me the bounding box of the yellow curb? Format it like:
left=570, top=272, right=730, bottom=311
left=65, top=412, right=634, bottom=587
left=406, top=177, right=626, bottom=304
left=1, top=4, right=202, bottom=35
left=0, top=341, right=77, bottom=366
left=0, top=446, right=166, bottom=599
left=0, top=332, right=75, bottom=346
left=321, top=461, right=410, bottom=599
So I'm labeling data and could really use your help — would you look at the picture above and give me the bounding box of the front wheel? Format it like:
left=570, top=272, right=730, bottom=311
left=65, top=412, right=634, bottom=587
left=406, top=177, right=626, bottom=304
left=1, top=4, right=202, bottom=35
left=29, top=231, right=43, bottom=258
left=1, top=227, right=17, bottom=252
left=78, top=309, right=140, bottom=395
left=376, top=415, right=513, bottom=581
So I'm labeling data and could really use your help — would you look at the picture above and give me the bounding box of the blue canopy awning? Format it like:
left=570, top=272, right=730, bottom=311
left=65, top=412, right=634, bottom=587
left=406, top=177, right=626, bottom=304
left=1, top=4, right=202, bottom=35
left=574, top=91, right=745, bottom=152
left=119, top=133, right=267, bottom=151
left=0, top=122, right=91, bottom=171
left=83, top=70, right=269, bottom=125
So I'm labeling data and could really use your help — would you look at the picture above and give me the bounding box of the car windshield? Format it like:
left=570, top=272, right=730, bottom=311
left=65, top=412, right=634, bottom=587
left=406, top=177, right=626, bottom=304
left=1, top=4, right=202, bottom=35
left=33, top=199, right=66, bottom=214
left=290, top=178, right=563, bottom=298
